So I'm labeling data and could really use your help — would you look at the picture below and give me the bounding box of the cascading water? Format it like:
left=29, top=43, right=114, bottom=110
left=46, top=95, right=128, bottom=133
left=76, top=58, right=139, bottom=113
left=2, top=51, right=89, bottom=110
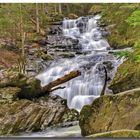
left=36, top=15, right=124, bottom=111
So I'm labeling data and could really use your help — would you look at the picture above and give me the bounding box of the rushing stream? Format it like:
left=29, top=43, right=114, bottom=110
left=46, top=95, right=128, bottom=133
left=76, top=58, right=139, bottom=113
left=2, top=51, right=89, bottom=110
left=18, top=15, right=125, bottom=137
left=36, top=15, right=124, bottom=112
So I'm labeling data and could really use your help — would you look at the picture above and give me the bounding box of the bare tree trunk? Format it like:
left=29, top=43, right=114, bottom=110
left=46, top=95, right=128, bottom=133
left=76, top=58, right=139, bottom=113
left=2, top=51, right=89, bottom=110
left=100, top=65, right=108, bottom=96
left=18, top=70, right=81, bottom=99
left=36, top=3, right=40, bottom=33
left=58, top=3, right=62, bottom=14
left=54, top=4, right=57, bottom=14
left=22, top=5, right=45, bottom=36
left=19, top=4, right=26, bottom=74
left=41, top=70, right=81, bottom=94
left=66, top=4, right=70, bottom=14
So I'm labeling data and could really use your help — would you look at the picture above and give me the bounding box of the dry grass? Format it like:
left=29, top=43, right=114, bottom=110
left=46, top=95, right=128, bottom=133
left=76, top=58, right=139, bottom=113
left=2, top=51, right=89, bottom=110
left=0, top=49, right=20, bottom=68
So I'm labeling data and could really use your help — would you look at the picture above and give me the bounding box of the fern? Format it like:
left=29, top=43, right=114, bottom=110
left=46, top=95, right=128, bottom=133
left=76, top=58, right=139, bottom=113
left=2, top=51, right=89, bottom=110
left=126, top=10, right=140, bottom=26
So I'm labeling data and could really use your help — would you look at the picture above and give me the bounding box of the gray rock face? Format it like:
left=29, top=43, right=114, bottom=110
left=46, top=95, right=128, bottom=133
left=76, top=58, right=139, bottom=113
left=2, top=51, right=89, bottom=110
left=79, top=88, right=140, bottom=136
left=0, top=95, right=79, bottom=136
left=0, top=71, right=79, bottom=135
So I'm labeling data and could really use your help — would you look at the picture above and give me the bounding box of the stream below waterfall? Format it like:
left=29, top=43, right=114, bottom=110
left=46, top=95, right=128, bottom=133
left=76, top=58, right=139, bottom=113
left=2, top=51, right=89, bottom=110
left=19, top=15, right=125, bottom=137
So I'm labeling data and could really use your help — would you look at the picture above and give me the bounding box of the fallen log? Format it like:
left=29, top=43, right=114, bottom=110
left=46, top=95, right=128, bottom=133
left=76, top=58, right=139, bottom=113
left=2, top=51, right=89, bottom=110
left=40, top=70, right=81, bottom=96
left=49, top=86, right=66, bottom=92
left=18, top=70, right=81, bottom=99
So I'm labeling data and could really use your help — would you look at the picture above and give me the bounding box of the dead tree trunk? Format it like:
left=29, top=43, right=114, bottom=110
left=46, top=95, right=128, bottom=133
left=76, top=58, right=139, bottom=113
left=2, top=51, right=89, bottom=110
left=19, top=70, right=81, bottom=99
left=36, top=3, right=40, bottom=33
left=40, top=70, right=81, bottom=95
left=100, top=65, right=108, bottom=96
left=58, top=3, right=62, bottom=14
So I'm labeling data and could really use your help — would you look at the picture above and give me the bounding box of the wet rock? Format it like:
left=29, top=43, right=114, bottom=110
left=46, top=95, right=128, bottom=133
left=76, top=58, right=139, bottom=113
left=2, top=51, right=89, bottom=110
left=37, top=39, right=47, bottom=46
left=0, top=95, right=79, bottom=135
left=79, top=88, right=140, bottom=136
left=48, top=25, right=62, bottom=35
left=60, top=109, right=79, bottom=123
left=58, top=52, right=75, bottom=58
left=88, top=129, right=140, bottom=138
left=47, top=35, right=79, bottom=50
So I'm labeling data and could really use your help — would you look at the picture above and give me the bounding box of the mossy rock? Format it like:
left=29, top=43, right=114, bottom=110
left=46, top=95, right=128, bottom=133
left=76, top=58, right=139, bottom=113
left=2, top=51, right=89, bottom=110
left=0, top=95, right=79, bottom=135
left=61, top=108, right=79, bottom=123
left=0, top=70, right=41, bottom=99
left=41, top=53, right=54, bottom=61
left=0, top=71, right=27, bottom=88
left=0, top=87, right=21, bottom=103
left=48, top=13, right=64, bottom=22
left=89, top=4, right=104, bottom=14
left=68, top=13, right=78, bottom=19
left=35, top=50, right=53, bottom=61
left=18, top=77, right=41, bottom=99
left=79, top=88, right=140, bottom=136
left=88, top=129, right=140, bottom=138
left=109, top=49, right=140, bottom=93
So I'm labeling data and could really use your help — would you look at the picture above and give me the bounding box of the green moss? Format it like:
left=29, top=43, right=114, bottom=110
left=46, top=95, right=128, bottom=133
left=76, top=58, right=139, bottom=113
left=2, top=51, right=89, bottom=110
left=68, top=13, right=78, bottom=19
left=41, top=53, right=54, bottom=61
left=79, top=105, right=92, bottom=136
left=89, top=4, right=104, bottom=14
left=0, top=87, right=21, bottom=101
left=99, top=4, right=140, bottom=49
left=113, top=51, right=131, bottom=58
left=35, top=50, right=53, bottom=61
left=88, top=129, right=140, bottom=137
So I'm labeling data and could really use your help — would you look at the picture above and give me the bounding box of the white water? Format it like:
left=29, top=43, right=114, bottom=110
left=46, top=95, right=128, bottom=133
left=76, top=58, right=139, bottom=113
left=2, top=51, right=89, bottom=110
left=19, top=124, right=81, bottom=137
left=36, top=15, right=124, bottom=112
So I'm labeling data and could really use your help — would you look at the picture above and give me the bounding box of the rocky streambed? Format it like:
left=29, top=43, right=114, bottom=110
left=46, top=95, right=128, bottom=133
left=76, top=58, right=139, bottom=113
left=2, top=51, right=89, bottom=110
left=0, top=13, right=140, bottom=138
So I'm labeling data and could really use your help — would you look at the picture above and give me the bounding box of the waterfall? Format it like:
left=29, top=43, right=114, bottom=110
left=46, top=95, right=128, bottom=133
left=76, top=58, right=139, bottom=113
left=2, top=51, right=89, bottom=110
left=36, top=15, right=123, bottom=111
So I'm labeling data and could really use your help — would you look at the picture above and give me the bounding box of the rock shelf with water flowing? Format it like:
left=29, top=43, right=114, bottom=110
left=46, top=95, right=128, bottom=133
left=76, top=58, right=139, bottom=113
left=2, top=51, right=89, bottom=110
left=36, top=15, right=125, bottom=111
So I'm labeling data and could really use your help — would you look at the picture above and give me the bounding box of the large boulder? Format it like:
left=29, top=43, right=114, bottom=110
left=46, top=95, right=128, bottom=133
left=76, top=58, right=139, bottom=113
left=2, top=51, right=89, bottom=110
left=79, top=88, right=140, bottom=136
left=0, top=95, right=79, bottom=136
left=0, top=71, right=41, bottom=99
left=109, top=58, right=140, bottom=94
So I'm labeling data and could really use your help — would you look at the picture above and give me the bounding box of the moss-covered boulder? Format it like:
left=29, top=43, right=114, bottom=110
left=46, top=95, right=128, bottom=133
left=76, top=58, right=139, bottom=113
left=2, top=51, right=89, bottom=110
left=68, top=13, right=78, bottom=19
left=58, top=52, right=75, bottom=58
left=109, top=60, right=140, bottom=94
left=79, top=88, right=140, bottom=136
left=109, top=50, right=140, bottom=93
left=88, top=129, right=140, bottom=138
left=0, top=70, right=41, bottom=99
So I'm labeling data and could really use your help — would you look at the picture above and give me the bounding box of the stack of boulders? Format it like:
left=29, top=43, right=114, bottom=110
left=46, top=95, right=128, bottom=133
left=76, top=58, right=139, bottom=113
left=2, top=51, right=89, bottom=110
left=0, top=70, right=79, bottom=136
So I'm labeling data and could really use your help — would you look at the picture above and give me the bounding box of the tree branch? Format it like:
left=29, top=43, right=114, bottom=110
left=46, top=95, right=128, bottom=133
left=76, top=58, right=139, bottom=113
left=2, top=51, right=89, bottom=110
left=100, top=65, right=108, bottom=96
